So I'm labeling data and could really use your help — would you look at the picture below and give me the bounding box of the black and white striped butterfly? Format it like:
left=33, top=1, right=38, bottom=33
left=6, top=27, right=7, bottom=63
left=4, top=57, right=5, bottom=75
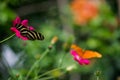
left=15, top=24, right=44, bottom=40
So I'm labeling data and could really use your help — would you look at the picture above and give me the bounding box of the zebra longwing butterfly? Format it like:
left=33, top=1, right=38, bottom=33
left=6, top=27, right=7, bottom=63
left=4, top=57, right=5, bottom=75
left=15, top=24, right=44, bottom=40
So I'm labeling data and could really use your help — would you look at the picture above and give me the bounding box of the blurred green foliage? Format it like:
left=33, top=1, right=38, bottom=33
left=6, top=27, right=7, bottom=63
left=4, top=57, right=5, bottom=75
left=0, top=0, right=120, bottom=80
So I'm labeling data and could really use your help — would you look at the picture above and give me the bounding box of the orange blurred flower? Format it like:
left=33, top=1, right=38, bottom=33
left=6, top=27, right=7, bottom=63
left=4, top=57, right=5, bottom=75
left=70, top=0, right=99, bottom=25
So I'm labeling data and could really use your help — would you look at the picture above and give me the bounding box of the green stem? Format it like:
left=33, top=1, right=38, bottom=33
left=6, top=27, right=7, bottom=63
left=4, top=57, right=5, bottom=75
left=25, top=49, right=50, bottom=80
left=38, top=76, right=55, bottom=80
left=96, top=77, right=99, bottom=80
left=58, top=52, right=67, bottom=67
left=38, top=67, right=63, bottom=79
left=37, top=69, right=67, bottom=80
left=8, top=78, right=12, bottom=80
left=0, top=34, right=15, bottom=44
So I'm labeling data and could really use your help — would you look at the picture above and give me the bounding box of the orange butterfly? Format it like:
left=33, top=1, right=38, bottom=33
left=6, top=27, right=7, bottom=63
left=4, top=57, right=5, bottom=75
left=70, top=44, right=102, bottom=65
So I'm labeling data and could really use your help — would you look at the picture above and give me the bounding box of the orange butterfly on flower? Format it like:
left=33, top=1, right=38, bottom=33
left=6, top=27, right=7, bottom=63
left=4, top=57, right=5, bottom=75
left=70, top=44, right=102, bottom=65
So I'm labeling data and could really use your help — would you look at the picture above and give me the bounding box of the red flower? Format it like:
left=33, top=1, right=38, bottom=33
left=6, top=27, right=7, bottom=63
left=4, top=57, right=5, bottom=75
left=10, top=17, right=35, bottom=40
left=70, top=50, right=90, bottom=65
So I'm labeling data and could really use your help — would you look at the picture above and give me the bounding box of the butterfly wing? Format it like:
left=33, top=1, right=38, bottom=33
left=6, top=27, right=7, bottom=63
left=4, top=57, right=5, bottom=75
left=82, top=50, right=102, bottom=59
left=71, top=44, right=83, bottom=57
left=26, top=30, right=44, bottom=40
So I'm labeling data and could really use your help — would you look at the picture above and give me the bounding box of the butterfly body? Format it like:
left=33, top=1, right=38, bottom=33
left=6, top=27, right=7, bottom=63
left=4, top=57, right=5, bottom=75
left=15, top=24, right=44, bottom=40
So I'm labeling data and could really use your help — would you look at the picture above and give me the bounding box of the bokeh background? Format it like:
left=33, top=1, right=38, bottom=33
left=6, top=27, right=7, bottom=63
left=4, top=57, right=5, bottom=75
left=0, top=0, right=120, bottom=80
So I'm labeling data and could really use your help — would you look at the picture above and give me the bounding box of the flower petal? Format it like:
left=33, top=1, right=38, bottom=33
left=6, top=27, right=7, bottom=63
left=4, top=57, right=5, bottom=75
left=29, top=26, right=35, bottom=30
left=13, top=17, right=21, bottom=27
left=10, top=27, right=17, bottom=32
left=15, top=30, right=28, bottom=40
left=10, top=27, right=28, bottom=40
left=21, top=20, right=28, bottom=27
left=83, top=59, right=90, bottom=65
left=70, top=50, right=82, bottom=64
left=70, top=50, right=79, bottom=58
left=15, top=16, right=21, bottom=23
left=15, top=31, right=28, bottom=40
left=15, top=30, right=21, bottom=38
left=80, top=59, right=90, bottom=65
left=78, top=59, right=84, bottom=65
left=19, top=35, right=28, bottom=40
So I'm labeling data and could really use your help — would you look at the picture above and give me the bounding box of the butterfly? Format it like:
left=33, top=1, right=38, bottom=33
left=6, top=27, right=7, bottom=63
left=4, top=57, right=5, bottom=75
left=15, top=24, right=44, bottom=40
left=70, top=44, right=102, bottom=65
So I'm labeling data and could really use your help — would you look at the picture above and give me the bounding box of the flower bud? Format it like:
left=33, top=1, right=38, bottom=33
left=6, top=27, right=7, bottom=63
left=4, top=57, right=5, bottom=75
left=51, top=36, right=58, bottom=44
